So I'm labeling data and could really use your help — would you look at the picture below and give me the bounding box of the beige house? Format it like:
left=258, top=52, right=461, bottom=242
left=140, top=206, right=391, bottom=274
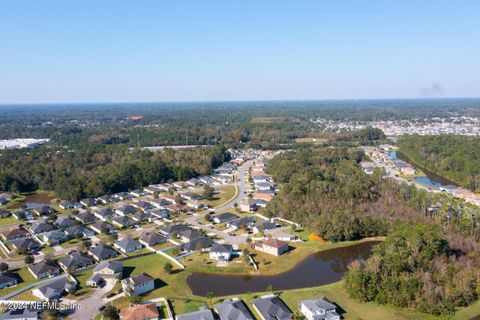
left=254, top=238, right=289, bottom=256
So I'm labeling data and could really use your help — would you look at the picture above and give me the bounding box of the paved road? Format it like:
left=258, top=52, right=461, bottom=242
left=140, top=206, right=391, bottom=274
left=69, top=279, right=116, bottom=320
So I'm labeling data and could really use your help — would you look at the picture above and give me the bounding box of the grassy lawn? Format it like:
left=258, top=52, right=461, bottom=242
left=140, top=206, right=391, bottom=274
left=0, top=266, right=38, bottom=298
left=203, top=185, right=237, bottom=207
left=0, top=216, right=20, bottom=227
left=60, top=239, right=81, bottom=249
left=107, top=238, right=480, bottom=320
left=72, top=268, right=94, bottom=298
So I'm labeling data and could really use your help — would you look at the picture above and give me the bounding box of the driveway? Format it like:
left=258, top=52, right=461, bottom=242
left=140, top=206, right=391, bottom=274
left=69, top=279, right=116, bottom=320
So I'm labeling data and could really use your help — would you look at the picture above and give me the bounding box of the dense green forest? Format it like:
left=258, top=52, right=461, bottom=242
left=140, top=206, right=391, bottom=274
left=1, top=99, right=480, bottom=148
left=265, top=147, right=480, bottom=314
left=0, top=145, right=229, bottom=200
left=345, top=223, right=480, bottom=314
left=398, top=134, right=480, bottom=191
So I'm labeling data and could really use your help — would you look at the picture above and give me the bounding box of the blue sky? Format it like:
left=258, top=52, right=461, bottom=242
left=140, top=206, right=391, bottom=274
left=0, top=1, right=479, bottom=103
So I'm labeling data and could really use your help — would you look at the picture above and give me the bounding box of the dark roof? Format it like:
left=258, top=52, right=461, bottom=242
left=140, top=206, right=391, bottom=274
left=213, top=212, right=239, bottom=223
left=89, top=244, right=118, bottom=260
left=59, top=252, right=93, bottom=270
left=140, top=233, right=167, bottom=247
left=211, top=243, right=233, bottom=253
left=215, top=299, right=254, bottom=320
left=229, top=217, right=255, bottom=228
left=252, top=295, right=292, bottom=320
left=56, top=216, right=76, bottom=229
left=130, top=272, right=154, bottom=286
left=12, top=237, right=41, bottom=251
left=0, top=308, right=41, bottom=320
left=182, top=236, right=213, bottom=252
left=36, top=277, right=76, bottom=300
left=76, top=212, right=98, bottom=223
left=114, top=237, right=142, bottom=250
left=180, top=229, right=202, bottom=241
left=29, top=222, right=55, bottom=234
left=93, top=260, right=123, bottom=274
left=0, top=273, right=17, bottom=285
left=112, top=216, right=136, bottom=227
left=28, top=260, right=60, bottom=277
left=160, top=224, right=191, bottom=235
left=91, top=221, right=115, bottom=232
left=64, top=225, right=94, bottom=237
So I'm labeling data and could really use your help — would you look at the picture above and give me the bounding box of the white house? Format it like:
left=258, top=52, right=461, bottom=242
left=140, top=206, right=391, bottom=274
left=210, top=243, right=233, bottom=261
left=121, top=273, right=155, bottom=296
left=298, top=296, right=340, bottom=320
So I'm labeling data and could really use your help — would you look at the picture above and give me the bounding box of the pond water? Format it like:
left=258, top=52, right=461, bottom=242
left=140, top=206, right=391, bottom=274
left=390, top=151, right=458, bottom=189
left=187, top=241, right=380, bottom=296
left=9, top=193, right=55, bottom=209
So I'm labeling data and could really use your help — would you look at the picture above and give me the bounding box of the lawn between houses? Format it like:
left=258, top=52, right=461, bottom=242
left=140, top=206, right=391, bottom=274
left=4, top=237, right=480, bottom=319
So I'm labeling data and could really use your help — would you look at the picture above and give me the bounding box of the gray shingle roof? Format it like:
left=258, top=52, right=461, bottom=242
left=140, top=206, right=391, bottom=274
left=252, top=295, right=292, bottom=320
left=215, top=299, right=254, bottom=320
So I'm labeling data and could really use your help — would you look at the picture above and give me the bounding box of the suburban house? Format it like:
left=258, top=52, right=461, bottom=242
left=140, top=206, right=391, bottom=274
left=185, top=178, right=201, bottom=187
left=89, top=243, right=119, bottom=261
left=210, top=243, right=233, bottom=261
left=0, top=307, right=41, bottom=320
left=149, top=208, right=171, bottom=219
left=255, top=182, right=274, bottom=191
left=56, top=216, right=77, bottom=229
left=31, top=206, right=54, bottom=217
left=119, top=303, right=160, bottom=320
left=113, top=192, right=133, bottom=201
left=144, top=185, right=163, bottom=194
left=132, top=212, right=152, bottom=222
left=131, top=201, right=154, bottom=211
left=253, top=193, right=274, bottom=201
left=121, top=273, right=155, bottom=296
left=265, top=229, right=297, bottom=242
left=59, top=201, right=75, bottom=210
left=80, top=198, right=96, bottom=207
left=252, top=295, right=292, bottom=320
left=252, top=175, right=269, bottom=183
left=58, top=252, right=94, bottom=271
left=115, top=204, right=137, bottom=216
left=0, top=273, right=18, bottom=289
left=215, top=298, right=254, bottom=320
left=93, top=207, right=115, bottom=221
left=64, top=225, right=95, bottom=239
left=252, top=220, right=277, bottom=234
left=1, top=227, right=30, bottom=241
left=114, top=237, right=143, bottom=253
left=181, top=236, right=213, bottom=252
left=29, top=222, right=54, bottom=235
left=97, top=195, right=114, bottom=204
left=42, top=230, right=69, bottom=245
left=139, top=232, right=167, bottom=247
left=212, top=212, right=239, bottom=224
left=298, top=296, right=340, bottom=320
left=90, top=221, right=115, bottom=234
left=12, top=209, right=33, bottom=221
left=239, top=200, right=257, bottom=212
left=112, top=216, right=137, bottom=228
left=32, top=276, right=77, bottom=301
left=227, top=217, right=255, bottom=230
left=27, top=260, right=61, bottom=279
left=176, top=307, right=215, bottom=320
left=0, top=209, right=11, bottom=218
left=160, top=224, right=191, bottom=237
left=75, top=212, right=98, bottom=224
left=130, top=189, right=148, bottom=197
left=93, top=260, right=123, bottom=279
left=179, top=229, right=202, bottom=243
left=254, top=239, right=289, bottom=256
left=11, top=237, right=41, bottom=253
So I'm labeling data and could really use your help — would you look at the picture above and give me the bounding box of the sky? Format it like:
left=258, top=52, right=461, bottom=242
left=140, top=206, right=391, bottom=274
left=0, top=1, right=479, bottom=103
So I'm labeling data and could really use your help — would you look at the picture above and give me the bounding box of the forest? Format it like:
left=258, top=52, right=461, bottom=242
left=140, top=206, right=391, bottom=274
left=398, top=134, right=480, bottom=191
left=0, top=144, right=229, bottom=200
left=265, top=147, right=480, bottom=315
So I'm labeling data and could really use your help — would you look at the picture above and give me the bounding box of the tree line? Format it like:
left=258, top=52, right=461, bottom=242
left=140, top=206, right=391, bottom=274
left=0, top=144, right=230, bottom=200
left=264, top=147, right=480, bottom=315
left=398, top=134, right=480, bottom=191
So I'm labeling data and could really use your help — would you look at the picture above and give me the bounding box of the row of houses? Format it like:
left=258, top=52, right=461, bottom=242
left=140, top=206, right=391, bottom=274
left=165, top=294, right=340, bottom=320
